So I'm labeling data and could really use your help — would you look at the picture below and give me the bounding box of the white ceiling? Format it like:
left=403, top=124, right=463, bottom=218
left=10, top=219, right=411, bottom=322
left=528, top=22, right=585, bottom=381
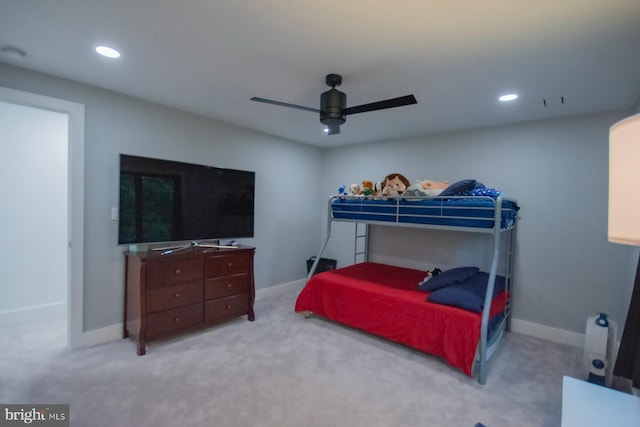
left=1, top=0, right=640, bottom=147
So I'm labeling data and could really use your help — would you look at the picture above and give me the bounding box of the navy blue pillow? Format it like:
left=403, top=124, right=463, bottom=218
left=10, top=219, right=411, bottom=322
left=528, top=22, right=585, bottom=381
left=464, top=186, right=502, bottom=198
left=427, top=272, right=506, bottom=312
left=439, top=179, right=477, bottom=197
left=418, top=266, right=479, bottom=291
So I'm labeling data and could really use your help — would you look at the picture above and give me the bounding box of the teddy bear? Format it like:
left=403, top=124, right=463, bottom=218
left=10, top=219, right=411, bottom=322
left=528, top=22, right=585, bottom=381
left=349, top=183, right=361, bottom=196
left=381, top=173, right=410, bottom=196
left=360, top=180, right=376, bottom=197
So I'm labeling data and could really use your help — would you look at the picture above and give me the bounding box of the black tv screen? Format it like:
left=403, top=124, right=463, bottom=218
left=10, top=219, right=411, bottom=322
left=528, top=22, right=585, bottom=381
left=118, top=154, right=255, bottom=245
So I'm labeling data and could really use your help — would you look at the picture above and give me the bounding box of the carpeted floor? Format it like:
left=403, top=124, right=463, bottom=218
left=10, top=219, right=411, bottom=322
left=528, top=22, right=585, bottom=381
left=0, top=284, right=583, bottom=427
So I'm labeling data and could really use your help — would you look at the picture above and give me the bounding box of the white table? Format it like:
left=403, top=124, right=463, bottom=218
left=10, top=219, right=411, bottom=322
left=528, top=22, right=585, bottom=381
left=561, top=376, right=640, bottom=427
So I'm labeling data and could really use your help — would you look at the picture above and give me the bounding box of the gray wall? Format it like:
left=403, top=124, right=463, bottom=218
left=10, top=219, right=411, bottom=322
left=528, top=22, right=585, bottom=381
left=2, top=60, right=636, bottom=339
left=0, top=63, right=325, bottom=332
left=321, top=110, right=632, bottom=335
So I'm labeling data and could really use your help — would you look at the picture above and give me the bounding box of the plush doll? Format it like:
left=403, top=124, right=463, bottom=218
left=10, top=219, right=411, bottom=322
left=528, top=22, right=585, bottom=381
left=374, top=181, right=383, bottom=195
left=372, top=181, right=384, bottom=199
left=420, top=268, right=442, bottom=284
left=360, top=180, right=376, bottom=197
left=337, top=185, right=349, bottom=196
left=349, top=183, right=361, bottom=196
left=418, top=180, right=450, bottom=197
left=381, top=173, right=410, bottom=196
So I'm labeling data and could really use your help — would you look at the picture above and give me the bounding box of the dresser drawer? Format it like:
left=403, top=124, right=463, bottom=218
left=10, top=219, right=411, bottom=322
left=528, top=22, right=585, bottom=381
left=205, top=253, right=251, bottom=277
left=146, top=257, right=203, bottom=288
left=205, top=274, right=249, bottom=300
left=145, top=303, right=203, bottom=339
left=146, top=280, right=203, bottom=314
left=204, top=294, right=249, bottom=323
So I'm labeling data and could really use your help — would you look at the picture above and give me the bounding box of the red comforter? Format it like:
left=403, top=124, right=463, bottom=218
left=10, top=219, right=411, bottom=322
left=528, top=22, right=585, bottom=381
left=294, top=262, right=507, bottom=377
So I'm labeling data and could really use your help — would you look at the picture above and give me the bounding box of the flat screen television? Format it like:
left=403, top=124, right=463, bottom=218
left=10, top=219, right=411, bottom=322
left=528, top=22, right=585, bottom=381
left=118, top=154, right=255, bottom=245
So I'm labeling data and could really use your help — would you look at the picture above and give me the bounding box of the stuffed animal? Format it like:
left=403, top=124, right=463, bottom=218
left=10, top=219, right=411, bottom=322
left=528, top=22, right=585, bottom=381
left=360, top=180, right=376, bottom=197
left=418, top=180, right=450, bottom=197
left=374, top=182, right=383, bottom=195
left=372, top=181, right=384, bottom=199
left=349, top=183, right=361, bottom=196
left=420, top=268, right=442, bottom=283
left=403, top=183, right=429, bottom=198
left=381, top=173, right=410, bottom=196
left=337, top=185, right=349, bottom=196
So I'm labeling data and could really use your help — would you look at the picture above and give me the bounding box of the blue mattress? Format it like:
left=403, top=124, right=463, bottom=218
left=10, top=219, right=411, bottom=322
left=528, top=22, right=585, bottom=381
left=331, top=196, right=518, bottom=229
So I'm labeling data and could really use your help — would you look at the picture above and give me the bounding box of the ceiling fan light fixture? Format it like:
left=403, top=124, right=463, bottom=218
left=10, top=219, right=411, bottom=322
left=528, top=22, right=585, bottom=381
left=95, top=45, right=121, bottom=58
left=499, top=93, right=518, bottom=102
left=250, top=73, right=417, bottom=136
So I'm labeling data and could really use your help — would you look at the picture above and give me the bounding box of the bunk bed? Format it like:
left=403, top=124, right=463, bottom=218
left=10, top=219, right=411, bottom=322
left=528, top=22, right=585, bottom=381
left=295, top=191, right=519, bottom=384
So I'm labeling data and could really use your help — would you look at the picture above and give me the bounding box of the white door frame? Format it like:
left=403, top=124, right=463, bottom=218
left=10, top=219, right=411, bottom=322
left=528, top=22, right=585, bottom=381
left=0, top=86, right=84, bottom=349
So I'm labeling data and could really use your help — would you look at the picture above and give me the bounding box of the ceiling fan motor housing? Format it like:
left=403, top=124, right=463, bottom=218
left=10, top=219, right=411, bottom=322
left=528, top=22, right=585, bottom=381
left=250, top=72, right=416, bottom=136
left=320, top=88, right=346, bottom=126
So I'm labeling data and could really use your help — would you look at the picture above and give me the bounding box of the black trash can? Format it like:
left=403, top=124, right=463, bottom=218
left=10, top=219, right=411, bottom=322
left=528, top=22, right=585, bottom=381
left=306, top=256, right=337, bottom=276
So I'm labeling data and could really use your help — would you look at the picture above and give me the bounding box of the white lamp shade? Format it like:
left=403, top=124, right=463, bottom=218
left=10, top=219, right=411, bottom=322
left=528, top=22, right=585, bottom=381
left=609, top=113, right=640, bottom=245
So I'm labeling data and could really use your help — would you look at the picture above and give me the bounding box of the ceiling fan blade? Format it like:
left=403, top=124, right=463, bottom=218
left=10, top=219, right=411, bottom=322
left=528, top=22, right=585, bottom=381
left=326, top=125, right=340, bottom=135
left=343, top=95, right=417, bottom=116
left=250, top=97, right=319, bottom=113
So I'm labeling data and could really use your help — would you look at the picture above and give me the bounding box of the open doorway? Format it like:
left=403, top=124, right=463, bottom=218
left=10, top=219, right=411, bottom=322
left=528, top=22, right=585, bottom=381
left=0, top=87, right=84, bottom=349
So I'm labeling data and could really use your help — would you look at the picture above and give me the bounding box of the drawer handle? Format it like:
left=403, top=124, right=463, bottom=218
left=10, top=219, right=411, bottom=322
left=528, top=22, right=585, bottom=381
left=226, top=283, right=232, bottom=289
left=175, top=269, right=181, bottom=275
left=174, top=292, right=181, bottom=299
left=227, top=262, right=233, bottom=268
left=225, top=304, right=231, bottom=310
left=173, top=317, right=180, bottom=323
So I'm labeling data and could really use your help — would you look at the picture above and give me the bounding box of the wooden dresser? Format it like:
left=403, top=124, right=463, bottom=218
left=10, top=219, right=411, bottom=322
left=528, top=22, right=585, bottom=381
left=123, top=246, right=255, bottom=355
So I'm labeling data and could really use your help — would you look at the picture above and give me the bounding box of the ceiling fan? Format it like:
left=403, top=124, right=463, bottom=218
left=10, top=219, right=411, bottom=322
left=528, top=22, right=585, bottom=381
left=250, top=73, right=417, bottom=135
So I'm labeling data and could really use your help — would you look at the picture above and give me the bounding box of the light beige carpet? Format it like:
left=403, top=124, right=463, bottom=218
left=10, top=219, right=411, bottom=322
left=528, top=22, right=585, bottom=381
left=0, top=285, right=583, bottom=427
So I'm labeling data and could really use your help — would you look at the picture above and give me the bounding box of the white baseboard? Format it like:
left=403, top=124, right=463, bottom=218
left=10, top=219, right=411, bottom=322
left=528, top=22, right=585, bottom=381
left=71, top=281, right=586, bottom=350
left=0, top=301, right=66, bottom=326
left=261, top=281, right=587, bottom=350
left=75, top=323, right=124, bottom=349
left=0, top=304, right=127, bottom=349
left=255, top=278, right=306, bottom=300
left=510, top=318, right=584, bottom=348
left=75, top=279, right=309, bottom=349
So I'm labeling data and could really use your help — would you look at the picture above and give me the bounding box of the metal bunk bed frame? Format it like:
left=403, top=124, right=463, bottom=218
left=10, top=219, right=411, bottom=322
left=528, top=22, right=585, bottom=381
left=306, top=195, right=517, bottom=384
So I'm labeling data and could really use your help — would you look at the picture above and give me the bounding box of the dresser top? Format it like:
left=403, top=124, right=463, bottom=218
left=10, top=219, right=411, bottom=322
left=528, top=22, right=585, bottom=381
left=125, top=244, right=254, bottom=260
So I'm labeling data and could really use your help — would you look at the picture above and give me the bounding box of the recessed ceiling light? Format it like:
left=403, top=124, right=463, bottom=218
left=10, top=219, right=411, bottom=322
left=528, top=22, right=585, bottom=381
left=499, top=93, right=518, bottom=102
left=95, top=45, right=120, bottom=58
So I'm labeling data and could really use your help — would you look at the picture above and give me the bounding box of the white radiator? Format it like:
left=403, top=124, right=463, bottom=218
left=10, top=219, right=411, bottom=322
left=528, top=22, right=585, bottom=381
left=583, top=313, right=618, bottom=387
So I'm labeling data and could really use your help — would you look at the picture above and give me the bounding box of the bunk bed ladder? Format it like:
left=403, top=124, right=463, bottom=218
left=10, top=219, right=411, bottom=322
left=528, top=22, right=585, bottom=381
left=354, top=223, right=369, bottom=264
